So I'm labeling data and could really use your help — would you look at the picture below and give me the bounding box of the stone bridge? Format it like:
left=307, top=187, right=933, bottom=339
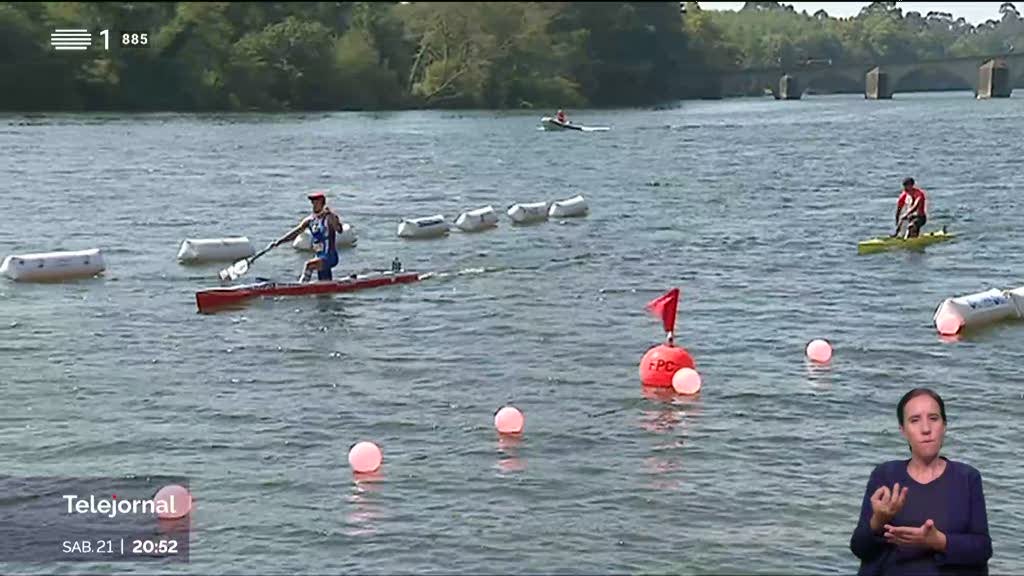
left=716, top=53, right=1024, bottom=99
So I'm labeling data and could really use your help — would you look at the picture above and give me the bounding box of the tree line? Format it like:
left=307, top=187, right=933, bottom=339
left=0, top=1, right=711, bottom=111
left=2, top=2, right=1023, bottom=112
left=687, top=1, right=1024, bottom=71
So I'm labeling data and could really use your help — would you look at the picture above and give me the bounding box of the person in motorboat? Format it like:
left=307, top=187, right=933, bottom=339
left=895, top=177, right=927, bottom=239
left=272, top=191, right=343, bottom=282
left=556, top=109, right=568, bottom=124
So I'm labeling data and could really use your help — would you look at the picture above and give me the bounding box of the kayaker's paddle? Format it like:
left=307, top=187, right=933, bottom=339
left=892, top=217, right=906, bottom=239
left=219, top=242, right=275, bottom=282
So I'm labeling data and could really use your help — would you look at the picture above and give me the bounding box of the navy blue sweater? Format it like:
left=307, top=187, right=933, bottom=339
left=851, top=458, right=993, bottom=575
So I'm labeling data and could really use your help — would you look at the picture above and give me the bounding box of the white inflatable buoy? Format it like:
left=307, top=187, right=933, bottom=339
left=507, top=201, right=549, bottom=224
left=933, top=287, right=1024, bottom=334
left=548, top=194, right=588, bottom=218
left=291, top=223, right=358, bottom=251
left=177, top=237, right=254, bottom=264
left=1, top=248, right=106, bottom=282
left=454, top=205, right=499, bottom=232
left=397, top=215, right=449, bottom=239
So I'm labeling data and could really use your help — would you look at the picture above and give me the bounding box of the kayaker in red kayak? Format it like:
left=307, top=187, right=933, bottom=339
left=895, top=177, right=927, bottom=239
left=272, top=191, right=343, bottom=282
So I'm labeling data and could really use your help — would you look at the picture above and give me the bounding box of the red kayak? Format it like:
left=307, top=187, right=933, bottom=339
left=196, top=270, right=424, bottom=313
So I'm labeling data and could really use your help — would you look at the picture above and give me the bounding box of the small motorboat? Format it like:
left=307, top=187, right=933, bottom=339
left=540, top=117, right=609, bottom=132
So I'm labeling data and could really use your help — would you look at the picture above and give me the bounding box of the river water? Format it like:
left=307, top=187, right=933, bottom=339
left=1, top=92, right=1022, bottom=574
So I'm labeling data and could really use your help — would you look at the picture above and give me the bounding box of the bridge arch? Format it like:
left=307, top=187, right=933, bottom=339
left=718, top=71, right=779, bottom=98
left=803, top=69, right=865, bottom=95
left=890, top=65, right=975, bottom=95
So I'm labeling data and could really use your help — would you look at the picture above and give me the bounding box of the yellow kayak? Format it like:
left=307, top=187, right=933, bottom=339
left=857, top=229, right=956, bottom=254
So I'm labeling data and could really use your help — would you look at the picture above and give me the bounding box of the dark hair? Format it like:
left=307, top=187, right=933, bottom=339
left=902, top=177, right=915, bottom=187
left=897, top=388, right=946, bottom=425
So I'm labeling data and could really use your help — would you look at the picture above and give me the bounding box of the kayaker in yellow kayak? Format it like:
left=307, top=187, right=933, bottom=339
left=895, top=178, right=927, bottom=239
left=272, top=191, right=343, bottom=282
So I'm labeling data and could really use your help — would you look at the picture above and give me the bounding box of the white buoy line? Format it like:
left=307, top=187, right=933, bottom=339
left=1, top=195, right=589, bottom=282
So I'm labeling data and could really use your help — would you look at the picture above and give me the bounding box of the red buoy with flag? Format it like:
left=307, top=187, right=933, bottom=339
left=639, top=288, right=696, bottom=388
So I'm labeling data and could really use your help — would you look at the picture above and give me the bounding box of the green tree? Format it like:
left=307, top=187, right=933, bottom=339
left=0, top=3, right=79, bottom=110
left=401, top=2, right=491, bottom=106
left=152, top=3, right=237, bottom=109
left=553, top=2, right=703, bottom=105
left=332, top=27, right=402, bottom=109
left=228, top=17, right=339, bottom=110
left=685, top=2, right=738, bottom=70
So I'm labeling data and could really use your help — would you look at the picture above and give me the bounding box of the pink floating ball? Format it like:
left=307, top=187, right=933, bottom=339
left=348, top=441, right=383, bottom=474
left=935, top=313, right=963, bottom=336
left=806, top=339, right=833, bottom=363
left=494, top=406, right=524, bottom=435
left=671, top=367, right=703, bottom=395
left=153, top=484, right=192, bottom=520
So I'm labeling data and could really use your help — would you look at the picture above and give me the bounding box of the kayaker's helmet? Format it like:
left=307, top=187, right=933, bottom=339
left=307, top=191, right=327, bottom=213
left=902, top=177, right=915, bottom=188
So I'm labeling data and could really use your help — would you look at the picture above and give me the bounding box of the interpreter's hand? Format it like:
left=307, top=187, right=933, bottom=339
left=869, top=483, right=908, bottom=530
left=884, top=519, right=947, bottom=552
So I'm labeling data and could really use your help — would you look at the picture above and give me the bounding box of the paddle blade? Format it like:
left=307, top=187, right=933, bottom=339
left=219, top=259, right=249, bottom=282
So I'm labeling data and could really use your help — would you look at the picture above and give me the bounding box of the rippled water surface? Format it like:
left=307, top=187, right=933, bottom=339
left=2, top=92, right=1023, bottom=574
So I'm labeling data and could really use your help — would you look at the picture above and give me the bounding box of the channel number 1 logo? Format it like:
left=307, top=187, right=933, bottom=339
left=50, top=29, right=148, bottom=51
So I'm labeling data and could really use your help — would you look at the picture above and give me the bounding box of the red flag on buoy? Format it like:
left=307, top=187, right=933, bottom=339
left=645, top=288, right=680, bottom=333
